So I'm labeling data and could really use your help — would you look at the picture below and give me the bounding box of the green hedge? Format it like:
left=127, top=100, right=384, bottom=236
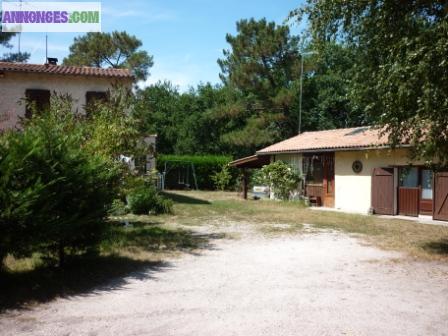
left=157, top=155, right=236, bottom=190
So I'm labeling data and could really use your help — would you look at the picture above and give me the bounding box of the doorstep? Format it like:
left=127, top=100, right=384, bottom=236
left=309, top=206, right=369, bottom=215
left=377, top=214, right=448, bottom=227
left=309, top=207, right=448, bottom=227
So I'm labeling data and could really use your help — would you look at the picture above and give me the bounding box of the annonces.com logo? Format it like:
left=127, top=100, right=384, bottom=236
left=1, top=2, right=101, bottom=32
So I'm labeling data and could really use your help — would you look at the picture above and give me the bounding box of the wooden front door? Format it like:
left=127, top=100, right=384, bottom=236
left=433, top=172, right=448, bottom=221
left=372, top=167, right=394, bottom=215
left=322, top=153, right=335, bottom=207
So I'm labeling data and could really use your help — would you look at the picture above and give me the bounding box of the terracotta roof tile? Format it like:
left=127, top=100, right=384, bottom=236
left=0, top=62, right=133, bottom=79
left=257, top=127, right=403, bottom=154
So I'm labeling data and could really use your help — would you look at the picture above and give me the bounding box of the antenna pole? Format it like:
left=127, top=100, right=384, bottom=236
left=45, top=34, right=48, bottom=63
left=18, top=0, right=22, bottom=55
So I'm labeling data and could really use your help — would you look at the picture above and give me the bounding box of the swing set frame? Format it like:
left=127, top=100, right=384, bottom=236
left=163, top=160, right=199, bottom=190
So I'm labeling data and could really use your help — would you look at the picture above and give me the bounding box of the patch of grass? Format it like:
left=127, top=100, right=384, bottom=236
left=161, top=192, right=211, bottom=205
left=102, top=220, right=224, bottom=256
left=3, top=254, right=46, bottom=273
left=421, top=239, right=448, bottom=255
left=257, top=223, right=303, bottom=236
left=166, top=190, right=448, bottom=261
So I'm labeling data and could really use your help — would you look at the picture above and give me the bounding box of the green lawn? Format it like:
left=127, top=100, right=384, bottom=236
left=162, top=190, right=448, bottom=261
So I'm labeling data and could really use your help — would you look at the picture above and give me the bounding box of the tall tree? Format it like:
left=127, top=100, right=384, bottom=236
left=134, top=82, right=237, bottom=155
left=295, top=1, right=448, bottom=165
left=134, top=81, right=180, bottom=154
left=300, top=41, right=366, bottom=130
left=217, top=18, right=301, bottom=153
left=63, top=31, right=153, bottom=81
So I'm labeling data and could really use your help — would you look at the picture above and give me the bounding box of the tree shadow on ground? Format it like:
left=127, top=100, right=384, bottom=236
left=104, top=222, right=226, bottom=253
left=0, top=255, right=169, bottom=312
left=421, top=239, right=448, bottom=255
left=0, top=226, right=226, bottom=312
left=108, top=217, right=163, bottom=227
left=161, top=192, right=211, bottom=205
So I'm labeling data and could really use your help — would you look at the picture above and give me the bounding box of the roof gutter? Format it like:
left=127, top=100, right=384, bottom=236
left=256, top=144, right=410, bottom=156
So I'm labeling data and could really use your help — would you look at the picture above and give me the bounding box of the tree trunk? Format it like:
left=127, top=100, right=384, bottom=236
left=58, top=242, right=65, bottom=267
left=243, top=169, right=248, bottom=200
left=0, top=251, right=6, bottom=273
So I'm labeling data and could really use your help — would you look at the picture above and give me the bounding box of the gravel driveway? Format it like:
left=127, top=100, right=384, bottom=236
left=1, top=223, right=447, bottom=336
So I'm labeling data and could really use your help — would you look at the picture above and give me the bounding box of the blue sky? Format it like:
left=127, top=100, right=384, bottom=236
left=2, top=0, right=305, bottom=90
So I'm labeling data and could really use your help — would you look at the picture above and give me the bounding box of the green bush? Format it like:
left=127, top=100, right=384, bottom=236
left=254, top=161, right=301, bottom=201
left=127, top=186, right=173, bottom=215
left=0, top=100, right=121, bottom=267
left=152, top=196, right=174, bottom=215
left=109, top=199, right=129, bottom=216
left=157, top=154, right=236, bottom=190
left=211, top=165, right=233, bottom=191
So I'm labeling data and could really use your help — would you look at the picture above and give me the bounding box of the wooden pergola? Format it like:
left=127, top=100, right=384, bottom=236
left=229, top=155, right=270, bottom=199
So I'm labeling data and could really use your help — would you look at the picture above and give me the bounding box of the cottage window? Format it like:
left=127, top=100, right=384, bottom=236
left=302, top=155, right=323, bottom=184
left=421, top=169, right=433, bottom=200
left=85, top=91, right=108, bottom=116
left=276, top=154, right=301, bottom=174
left=86, top=91, right=108, bottom=105
left=134, top=155, right=148, bottom=174
left=25, top=89, right=51, bottom=118
left=399, top=167, right=418, bottom=188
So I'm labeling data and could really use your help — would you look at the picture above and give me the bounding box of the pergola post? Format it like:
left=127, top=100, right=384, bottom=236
left=229, top=155, right=270, bottom=200
left=243, top=168, right=248, bottom=200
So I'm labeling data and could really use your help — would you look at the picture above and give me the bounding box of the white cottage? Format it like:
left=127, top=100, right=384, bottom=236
left=0, top=61, right=156, bottom=171
left=231, top=127, right=448, bottom=222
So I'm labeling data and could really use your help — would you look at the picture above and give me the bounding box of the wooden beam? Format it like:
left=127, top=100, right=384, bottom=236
left=243, top=169, right=248, bottom=200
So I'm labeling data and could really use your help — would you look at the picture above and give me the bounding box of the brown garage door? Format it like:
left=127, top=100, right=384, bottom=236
left=372, top=168, right=394, bottom=215
left=433, top=172, right=448, bottom=221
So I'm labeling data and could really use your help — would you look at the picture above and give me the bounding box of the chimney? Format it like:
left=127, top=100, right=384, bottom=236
left=47, top=57, right=58, bottom=65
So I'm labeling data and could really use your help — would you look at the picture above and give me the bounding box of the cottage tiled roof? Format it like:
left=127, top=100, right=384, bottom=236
left=257, top=127, right=403, bottom=154
left=0, top=62, right=133, bottom=79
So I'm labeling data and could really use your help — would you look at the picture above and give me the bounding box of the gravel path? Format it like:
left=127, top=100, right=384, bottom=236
left=1, top=225, right=447, bottom=336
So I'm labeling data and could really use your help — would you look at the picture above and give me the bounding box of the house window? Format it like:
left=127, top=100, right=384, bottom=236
left=276, top=154, right=301, bottom=174
left=399, top=167, right=418, bottom=188
left=25, top=89, right=51, bottom=118
left=134, top=155, right=148, bottom=175
left=421, top=169, right=433, bottom=200
left=303, top=155, right=323, bottom=184
left=85, top=91, right=108, bottom=116
left=86, top=91, right=107, bottom=105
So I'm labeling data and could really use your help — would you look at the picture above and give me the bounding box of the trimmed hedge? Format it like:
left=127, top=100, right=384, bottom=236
left=157, top=155, right=236, bottom=190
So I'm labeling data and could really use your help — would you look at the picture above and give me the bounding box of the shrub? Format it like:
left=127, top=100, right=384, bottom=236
left=254, top=161, right=301, bottom=200
left=84, top=86, right=144, bottom=159
left=127, top=186, right=173, bottom=215
left=109, top=199, right=129, bottom=216
left=0, top=100, right=121, bottom=266
left=211, top=165, right=233, bottom=191
left=157, top=154, right=236, bottom=189
left=152, top=196, right=174, bottom=215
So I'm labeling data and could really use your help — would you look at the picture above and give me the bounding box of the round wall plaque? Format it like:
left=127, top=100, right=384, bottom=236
left=352, top=160, right=363, bottom=173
